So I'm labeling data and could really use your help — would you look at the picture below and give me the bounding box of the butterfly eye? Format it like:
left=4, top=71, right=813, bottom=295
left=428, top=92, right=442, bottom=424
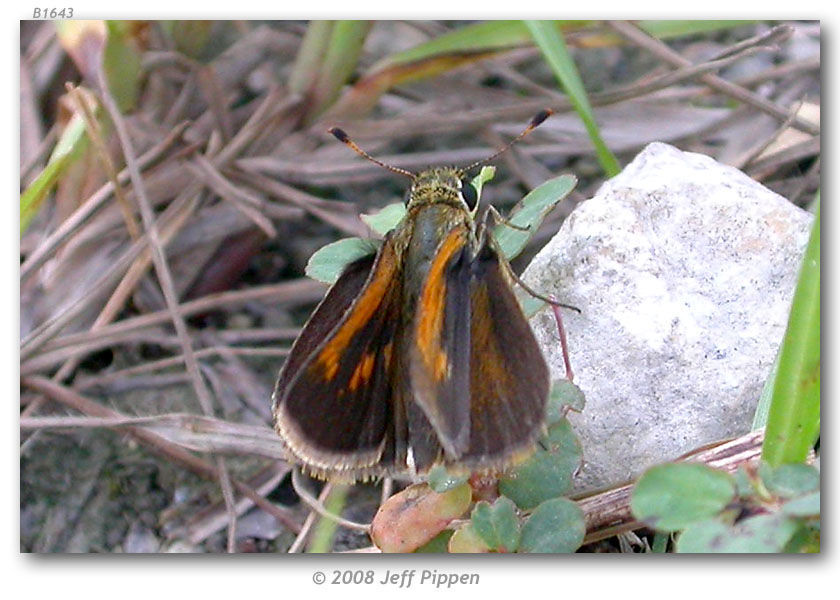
left=460, top=180, right=478, bottom=209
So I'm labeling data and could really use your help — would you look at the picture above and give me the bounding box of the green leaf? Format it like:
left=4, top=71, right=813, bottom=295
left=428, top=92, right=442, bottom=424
left=545, top=379, right=586, bottom=424
left=651, top=531, right=671, bottom=553
left=360, top=202, right=406, bottom=235
left=524, top=20, right=620, bottom=177
left=427, top=465, right=469, bottom=493
left=762, top=196, right=820, bottom=466
left=676, top=514, right=800, bottom=553
left=732, top=465, right=756, bottom=498
left=759, top=462, right=820, bottom=498
left=631, top=464, right=736, bottom=532
left=470, top=166, right=496, bottom=199
left=103, top=21, right=144, bottom=112
left=371, top=21, right=534, bottom=70
left=298, top=20, right=373, bottom=123
left=470, top=497, right=521, bottom=552
left=493, top=174, right=577, bottom=261
left=781, top=492, right=820, bottom=518
left=519, top=497, right=585, bottom=553
left=289, top=20, right=333, bottom=95
left=415, top=530, right=454, bottom=553
left=519, top=291, right=549, bottom=319
left=20, top=113, right=90, bottom=234
left=499, top=418, right=581, bottom=510
left=304, top=237, right=380, bottom=284
left=448, top=522, right=491, bottom=553
left=782, top=523, right=820, bottom=553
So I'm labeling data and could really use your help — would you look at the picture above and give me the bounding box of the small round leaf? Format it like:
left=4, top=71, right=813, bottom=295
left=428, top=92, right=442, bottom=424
left=499, top=418, right=581, bottom=510
left=781, top=491, right=820, bottom=518
left=519, top=497, right=585, bottom=553
left=631, top=463, right=736, bottom=532
left=427, top=464, right=469, bottom=493
left=305, top=237, right=380, bottom=284
left=760, top=462, right=820, bottom=498
left=470, top=497, right=521, bottom=553
left=676, top=514, right=800, bottom=553
left=448, top=522, right=491, bottom=553
left=545, top=380, right=586, bottom=424
left=360, top=202, right=406, bottom=235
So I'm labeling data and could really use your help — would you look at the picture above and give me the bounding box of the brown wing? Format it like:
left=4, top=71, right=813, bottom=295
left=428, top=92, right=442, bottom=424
left=459, top=239, right=549, bottom=468
left=273, top=237, right=403, bottom=479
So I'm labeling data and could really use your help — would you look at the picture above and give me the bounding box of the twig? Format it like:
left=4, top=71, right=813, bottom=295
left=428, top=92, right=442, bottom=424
left=26, top=278, right=322, bottom=361
left=288, top=482, right=333, bottom=553
left=747, top=135, right=821, bottom=181
left=20, top=121, right=190, bottom=282
left=731, top=100, right=805, bottom=170
left=98, top=70, right=238, bottom=545
left=576, top=428, right=768, bottom=544
left=68, top=346, right=289, bottom=391
left=707, top=24, right=793, bottom=61
left=190, top=155, right=277, bottom=236
left=605, top=21, right=820, bottom=136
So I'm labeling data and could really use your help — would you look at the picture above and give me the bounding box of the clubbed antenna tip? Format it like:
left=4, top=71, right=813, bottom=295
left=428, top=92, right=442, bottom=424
left=458, top=109, right=555, bottom=174
left=328, top=127, right=349, bottom=143
left=530, top=108, right=554, bottom=129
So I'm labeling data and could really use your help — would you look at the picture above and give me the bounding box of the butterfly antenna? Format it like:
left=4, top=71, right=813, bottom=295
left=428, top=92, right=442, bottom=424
left=328, top=127, right=416, bottom=180
left=459, top=108, right=554, bottom=174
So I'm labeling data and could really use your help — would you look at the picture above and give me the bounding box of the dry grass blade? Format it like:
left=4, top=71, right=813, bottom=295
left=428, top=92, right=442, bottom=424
left=20, top=121, right=189, bottom=283
left=606, top=20, right=820, bottom=136
left=97, top=71, right=244, bottom=548
left=27, top=278, right=322, bottom=362
left=190, top=156, right=277, bottom=237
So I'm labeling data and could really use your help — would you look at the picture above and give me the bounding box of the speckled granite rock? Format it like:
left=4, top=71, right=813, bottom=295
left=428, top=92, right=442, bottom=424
left=525, top=142, right=814, bottom=491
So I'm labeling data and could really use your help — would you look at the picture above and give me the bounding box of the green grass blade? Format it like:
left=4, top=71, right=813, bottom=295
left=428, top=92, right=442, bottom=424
left=761, top=195, right=820, bottom=466
left=306, top=20, right=372, bottom=122
left=524, top=20, right=620, bottom=177
left=20, top=114, right=89, bottom=234
left=307, top=484, right=349, bottom=553
left=289, top=20, right=334, bottom=95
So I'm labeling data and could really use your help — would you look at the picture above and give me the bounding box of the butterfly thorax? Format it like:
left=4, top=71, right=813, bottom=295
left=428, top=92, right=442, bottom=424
left=407, top=167, right=468, bottom=212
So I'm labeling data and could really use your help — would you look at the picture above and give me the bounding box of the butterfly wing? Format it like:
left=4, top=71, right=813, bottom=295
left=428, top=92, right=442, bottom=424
left=273, top=236, right=403, bottom=479
left=408, top=226, right=473, bottom=461
left=460, top=238, right=549, bottom=467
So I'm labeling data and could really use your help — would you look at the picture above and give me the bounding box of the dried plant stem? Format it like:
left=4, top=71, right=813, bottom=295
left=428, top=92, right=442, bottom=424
left=288, top=482, right=333, bottom=554
left=97, top=71, right=242, bottom=550
left=67, top=83, right=142, bottom=240
left=577, top=428, right=768, bottom=544
left=20, top=121, right=189, bottom=282
left=26, top=278, right=322, bottom=363
left=606, top=21, right=820, bottom=136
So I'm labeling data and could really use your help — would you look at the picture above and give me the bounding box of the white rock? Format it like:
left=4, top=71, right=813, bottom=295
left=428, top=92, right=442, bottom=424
left=525, top=142, right=814, bottom=491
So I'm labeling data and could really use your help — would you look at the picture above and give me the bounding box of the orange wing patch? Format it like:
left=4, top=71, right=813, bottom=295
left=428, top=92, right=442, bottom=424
left=316, top=242, right=399, bottom=380
left=416, top=228, right=468, bottom=382
left=348, top=352, right=376, bottom=392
